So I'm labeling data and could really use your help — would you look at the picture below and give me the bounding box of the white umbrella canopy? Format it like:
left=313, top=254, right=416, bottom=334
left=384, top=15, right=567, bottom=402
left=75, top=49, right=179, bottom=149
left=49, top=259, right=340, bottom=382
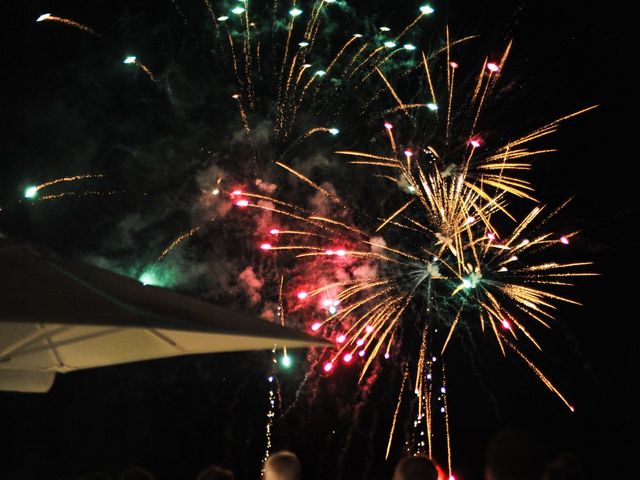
left=0, top=236, right=329, bottom=393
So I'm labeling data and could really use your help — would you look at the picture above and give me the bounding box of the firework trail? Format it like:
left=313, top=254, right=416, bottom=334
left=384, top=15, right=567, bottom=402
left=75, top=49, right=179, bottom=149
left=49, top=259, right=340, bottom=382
left=156, top=217, right=217, bottom=262
left=36, top=13, right=99, bottom=37
left=36, top=191, right=119, bottom=202
left=123, top=56, right=159, bottom=86
left=23, top=174, right=106, bottom=200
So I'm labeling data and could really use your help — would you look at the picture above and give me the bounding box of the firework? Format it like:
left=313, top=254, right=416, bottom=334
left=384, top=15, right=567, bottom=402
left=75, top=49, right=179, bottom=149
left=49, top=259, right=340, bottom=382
left=123, top=56, right=159, bottom=86
left=23, top=174, right=106, bottom=200
left=36, top=13, right=99, bottom=37
left=249, top=137, right=593, bottom=465
left=30, top=1, right=595, bottom=475
left=234, top=15, right=595, bottom=463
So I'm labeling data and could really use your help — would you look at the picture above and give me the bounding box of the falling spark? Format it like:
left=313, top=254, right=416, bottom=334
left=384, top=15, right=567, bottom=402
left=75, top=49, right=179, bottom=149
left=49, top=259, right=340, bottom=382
left=35, top=13, right=98, bottom=36
left=123, top=56, right=159, bottom=86
left=23, top=174, right=105, bottom=199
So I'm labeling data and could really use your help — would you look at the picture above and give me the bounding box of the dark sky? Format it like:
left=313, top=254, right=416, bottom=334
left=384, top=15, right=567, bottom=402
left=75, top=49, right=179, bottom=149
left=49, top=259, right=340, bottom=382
left=1, top=1, right=638, bottom=479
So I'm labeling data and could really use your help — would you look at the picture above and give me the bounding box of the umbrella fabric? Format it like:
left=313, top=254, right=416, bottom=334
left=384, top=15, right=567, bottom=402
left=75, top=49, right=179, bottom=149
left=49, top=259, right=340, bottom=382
left=0, top=237, right=328, bottom=392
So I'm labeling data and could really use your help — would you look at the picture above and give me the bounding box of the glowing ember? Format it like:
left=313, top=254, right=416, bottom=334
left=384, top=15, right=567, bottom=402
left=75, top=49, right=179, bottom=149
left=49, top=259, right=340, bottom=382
left=420, top=5, right=435, bottom=14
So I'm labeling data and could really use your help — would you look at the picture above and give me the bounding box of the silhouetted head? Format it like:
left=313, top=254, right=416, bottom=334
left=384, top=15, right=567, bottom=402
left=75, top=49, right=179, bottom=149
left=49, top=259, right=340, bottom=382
left=116, top=467, right=154, bottom=480
left=78, top=472, right=111, bottom=480
left=263, top=450, right=301, bottom=480
left=197, top=464, right=234, bottom=480
left=542, top=453, right=584, bottom=480
left=485, top=429, right=546, bottom=480
left=393, top=455, right=440, bottom=480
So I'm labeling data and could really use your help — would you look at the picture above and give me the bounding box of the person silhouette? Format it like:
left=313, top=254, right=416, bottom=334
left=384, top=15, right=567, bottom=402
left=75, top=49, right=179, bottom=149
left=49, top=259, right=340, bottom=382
left=393, top=455, right=440, bottom=480
left=542, top=453, right=584, bottom=480
left=484, top=428, right=546, bottom=480
left=196, top=464, right=234, bottom=480
left=263, top=450, right=301, bottom=480
left=116, top=466, right=154, bottom=480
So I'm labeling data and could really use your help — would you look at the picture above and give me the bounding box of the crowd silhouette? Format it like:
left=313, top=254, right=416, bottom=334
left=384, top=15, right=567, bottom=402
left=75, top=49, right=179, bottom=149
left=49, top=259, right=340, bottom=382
left=76, top=428, right=583, bottom=480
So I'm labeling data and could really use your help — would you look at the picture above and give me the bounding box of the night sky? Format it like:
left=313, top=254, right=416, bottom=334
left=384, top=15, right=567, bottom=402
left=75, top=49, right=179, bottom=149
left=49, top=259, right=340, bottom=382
left=1, top=1, right=638, bottom=479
